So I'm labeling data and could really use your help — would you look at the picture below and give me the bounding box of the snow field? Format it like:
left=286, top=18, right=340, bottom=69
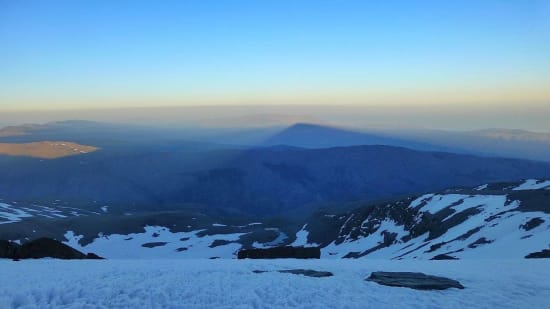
left=0, top=259, right=548, bottom=308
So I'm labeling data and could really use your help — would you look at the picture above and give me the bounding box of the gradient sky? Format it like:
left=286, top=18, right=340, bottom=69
left=1, top=0, right=550, bottom=110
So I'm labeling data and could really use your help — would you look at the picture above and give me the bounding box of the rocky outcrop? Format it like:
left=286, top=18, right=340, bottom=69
left=238, top=246, right=320, bottom=259
left=0, top=238, right=103, bottom=260
left=366, top=271, right=464, bottom=290
left=525, top=249, right=550, bottom=259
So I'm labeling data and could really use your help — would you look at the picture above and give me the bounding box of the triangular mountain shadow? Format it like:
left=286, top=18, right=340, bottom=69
left=262, top=123, right=442, bottom=151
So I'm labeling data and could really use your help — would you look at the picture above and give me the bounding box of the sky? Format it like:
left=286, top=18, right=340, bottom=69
left=0, top=0, right=549, bottom=129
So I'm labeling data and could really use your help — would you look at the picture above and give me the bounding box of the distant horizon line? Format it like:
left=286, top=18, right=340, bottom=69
left=2, top=100, right=550, bottom=112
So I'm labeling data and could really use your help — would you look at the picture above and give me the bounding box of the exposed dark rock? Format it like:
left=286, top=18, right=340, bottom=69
left=525, top=249, right=550, bottom=259
left=520, top=217, right=545, bottom=231
left=175, top=247, right=188, bottom=252
left=152, top=233, right=160, bottom=238
left=252, top=269, right=333, bottom=277
left=431, top=254, right=459, bottom=260
left=238, top=246, right=320, bottom=259
left=366, top=271, right=464, bottom=290
left=0, top=240, right=20, bottom=258
left=85, top=253, right=104, bottom=259
left=141, top=242, right=168, bottom=248
left=252, top=270, right=268, bottom=274
left=19, top=238, right=87, bottom=259
left=209, top=239, right=234, bottom=248
left=468, top=237, right=492, bottom=248
left=0, top=238, right=103, bottom=260
left=279, top=269, right=333, bottom=277
left=180, top=237, right=190, bottom=241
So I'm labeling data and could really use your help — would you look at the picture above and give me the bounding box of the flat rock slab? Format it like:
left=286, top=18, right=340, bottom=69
left=366, top=271, right=464, bottom=290
left=253, top=269, right=333, bottom=278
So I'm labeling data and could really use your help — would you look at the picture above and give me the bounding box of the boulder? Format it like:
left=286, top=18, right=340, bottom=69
left=238, top=246, right=320, bottom=259
left=366, top=271, right=464, bottom=290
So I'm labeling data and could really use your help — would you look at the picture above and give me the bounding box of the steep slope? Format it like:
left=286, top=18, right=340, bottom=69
left=302, top=179, right=550, bottom=259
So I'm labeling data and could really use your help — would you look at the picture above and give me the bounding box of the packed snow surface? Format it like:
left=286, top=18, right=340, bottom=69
left=0, top=259, right=548, bottom=308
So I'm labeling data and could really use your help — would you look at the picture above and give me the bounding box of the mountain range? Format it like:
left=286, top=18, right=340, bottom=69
left=1, top=179, right=548, bottom=259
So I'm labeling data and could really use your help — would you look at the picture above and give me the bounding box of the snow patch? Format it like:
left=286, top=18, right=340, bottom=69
left=513, top=179, right=550, bottom=190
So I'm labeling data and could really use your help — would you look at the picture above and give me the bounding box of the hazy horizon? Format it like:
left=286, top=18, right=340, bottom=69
left=2, top=0, right=550, bottom=132
left=1, top=103, right=550, bottom=133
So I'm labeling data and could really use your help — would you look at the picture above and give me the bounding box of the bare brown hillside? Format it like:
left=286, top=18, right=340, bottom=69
left=0, top=141, right=98, bottom=159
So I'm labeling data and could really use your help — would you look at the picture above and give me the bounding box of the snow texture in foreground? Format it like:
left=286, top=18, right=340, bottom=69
left=0, top=259, right=548, bottom=308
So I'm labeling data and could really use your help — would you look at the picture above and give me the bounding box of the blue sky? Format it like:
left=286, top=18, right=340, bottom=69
left=1, top=0, right=549, bottom=110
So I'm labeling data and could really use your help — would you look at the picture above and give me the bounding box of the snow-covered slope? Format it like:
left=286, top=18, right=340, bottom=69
left=304, top=179, right=550, bottom=260
left=1, top=179, right=549, bottom=260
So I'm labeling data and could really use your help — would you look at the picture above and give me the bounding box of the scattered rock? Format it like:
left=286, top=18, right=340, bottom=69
left=366, top=271, right=464, bottom=290
left=525, top=249, right=550, bottom=259
left=175, top=247, right=188, bottom=252
left=430, top=254, right=459, bottom=260
left=238, top=246, right=320, bottom=259
left=141, top=242, right=168, bottom=248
